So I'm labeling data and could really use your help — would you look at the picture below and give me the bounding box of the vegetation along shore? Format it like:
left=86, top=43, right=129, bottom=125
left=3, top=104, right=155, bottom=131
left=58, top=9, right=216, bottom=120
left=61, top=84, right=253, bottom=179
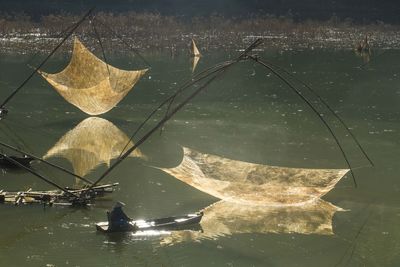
left=0, top=12, right=399, bottom=55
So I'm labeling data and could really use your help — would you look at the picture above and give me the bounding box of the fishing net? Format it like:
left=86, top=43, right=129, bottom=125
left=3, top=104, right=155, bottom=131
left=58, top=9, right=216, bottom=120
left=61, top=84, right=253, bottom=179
left=161, top=199, right=343, bottom=245
left=44, top=117, right=145, bottom=177
left=159, top=147, right=348, bottom=206
left=39, top=37, right=148, bottom=115
left=191, top=39, right=201, bottom=57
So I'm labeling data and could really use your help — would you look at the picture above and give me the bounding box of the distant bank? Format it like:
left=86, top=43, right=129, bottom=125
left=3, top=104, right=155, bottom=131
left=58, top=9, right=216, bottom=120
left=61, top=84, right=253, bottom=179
left=1, top=0, right=399, bottom=24
left=0, top=12, right=399, bottom=54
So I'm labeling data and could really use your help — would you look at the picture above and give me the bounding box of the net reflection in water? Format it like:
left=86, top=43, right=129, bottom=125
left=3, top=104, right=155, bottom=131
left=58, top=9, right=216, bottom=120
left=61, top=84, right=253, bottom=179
left=44, top=117, right=145, bottom=177
left=161, top=199, right=344, bottom=245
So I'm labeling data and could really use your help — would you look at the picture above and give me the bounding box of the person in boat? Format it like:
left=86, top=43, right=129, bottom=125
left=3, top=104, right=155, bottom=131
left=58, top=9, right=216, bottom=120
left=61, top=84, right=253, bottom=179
left=108, top=201, right=136, bottom=231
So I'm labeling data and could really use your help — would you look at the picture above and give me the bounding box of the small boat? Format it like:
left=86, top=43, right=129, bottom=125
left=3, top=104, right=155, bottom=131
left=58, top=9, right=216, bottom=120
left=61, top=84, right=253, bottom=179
left=96, top=212, right=203, bottom=233
left=0, top=154, right=34, bottom=169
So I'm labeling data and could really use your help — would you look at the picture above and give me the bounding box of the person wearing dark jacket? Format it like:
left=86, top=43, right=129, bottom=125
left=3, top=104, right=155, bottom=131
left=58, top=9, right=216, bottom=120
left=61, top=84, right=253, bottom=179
left=107, top=202, right=135, bottom=231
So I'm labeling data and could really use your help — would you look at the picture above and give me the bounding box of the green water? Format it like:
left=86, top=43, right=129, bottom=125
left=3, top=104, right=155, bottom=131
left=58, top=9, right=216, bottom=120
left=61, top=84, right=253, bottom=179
left=0, top=48, right=399, bottom=266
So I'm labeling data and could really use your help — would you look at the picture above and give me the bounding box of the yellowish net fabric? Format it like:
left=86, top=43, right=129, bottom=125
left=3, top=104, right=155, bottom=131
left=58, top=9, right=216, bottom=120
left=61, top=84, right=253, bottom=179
left=39, top=37, right=148, bottom=115
left=159, top=147, right=348, bottom=206
left=191, top=56, right=200, bottom=73
left=161, top=199, right=343, bottom=245
left=191, top=39, right=201, bottom=57
left=44, top=117, right=144, bottom=177
left=190, top=39, right=201, bottom=72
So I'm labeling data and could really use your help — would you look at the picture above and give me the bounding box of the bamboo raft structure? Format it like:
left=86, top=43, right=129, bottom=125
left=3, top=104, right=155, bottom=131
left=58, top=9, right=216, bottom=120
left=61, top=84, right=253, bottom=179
left=0, top=183, right=118, bottom=206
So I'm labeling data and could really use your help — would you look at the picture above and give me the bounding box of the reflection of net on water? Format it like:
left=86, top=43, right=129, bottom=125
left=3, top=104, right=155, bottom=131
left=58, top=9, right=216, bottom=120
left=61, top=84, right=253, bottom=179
left=39, top=37, right=147, bottom=115
left=44, top=117, right=145, bottom=177
left=159, top=147, right=349, bottom=206
left=190, top=39, right=201, bottom=72
left=191, top=55, right=200, bottom=73
left=161, top=199, right=344, bottom=245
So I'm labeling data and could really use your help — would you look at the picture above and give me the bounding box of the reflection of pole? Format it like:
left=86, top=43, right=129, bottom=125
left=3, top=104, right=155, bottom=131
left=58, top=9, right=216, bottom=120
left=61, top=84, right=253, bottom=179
left=85, top=39, right=263, bottom=193
left=0, top=7, right=95, bottom=114
left=256, top=59, right=373, bottom=167
left=2, top=154, right=79, bottom=199
left=0, top=140, right=94, bottom=185
left=249, top=55, right=357, bottom=187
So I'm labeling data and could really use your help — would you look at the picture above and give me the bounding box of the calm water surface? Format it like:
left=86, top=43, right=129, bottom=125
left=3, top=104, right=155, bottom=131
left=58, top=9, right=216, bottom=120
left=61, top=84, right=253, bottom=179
left=0, top=47, right=399, bottom=266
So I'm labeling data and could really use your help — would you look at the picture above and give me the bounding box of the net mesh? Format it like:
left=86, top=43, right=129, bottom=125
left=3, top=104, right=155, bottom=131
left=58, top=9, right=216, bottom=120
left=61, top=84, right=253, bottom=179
left=159, top=147, right=348, bottom=206
left=44, top=117, right=144, bottom=177
left=39, top=37, right=148, bottom=115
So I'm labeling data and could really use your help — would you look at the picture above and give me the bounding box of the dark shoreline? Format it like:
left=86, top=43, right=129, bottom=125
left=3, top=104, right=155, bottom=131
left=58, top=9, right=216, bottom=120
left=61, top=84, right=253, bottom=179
left=1, top=12, right=400, bottom=54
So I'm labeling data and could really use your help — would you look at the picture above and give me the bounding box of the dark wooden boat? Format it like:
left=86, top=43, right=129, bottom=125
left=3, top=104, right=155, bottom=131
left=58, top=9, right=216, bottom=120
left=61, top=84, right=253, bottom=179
left=0, top=154, right=34, bottom=169
left=96, top=212, right=203, bottom=233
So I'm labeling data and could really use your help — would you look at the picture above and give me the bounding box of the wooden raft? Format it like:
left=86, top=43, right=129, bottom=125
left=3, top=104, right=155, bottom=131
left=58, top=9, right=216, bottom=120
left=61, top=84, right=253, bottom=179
left=0, top=183, right=118, bottom=206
